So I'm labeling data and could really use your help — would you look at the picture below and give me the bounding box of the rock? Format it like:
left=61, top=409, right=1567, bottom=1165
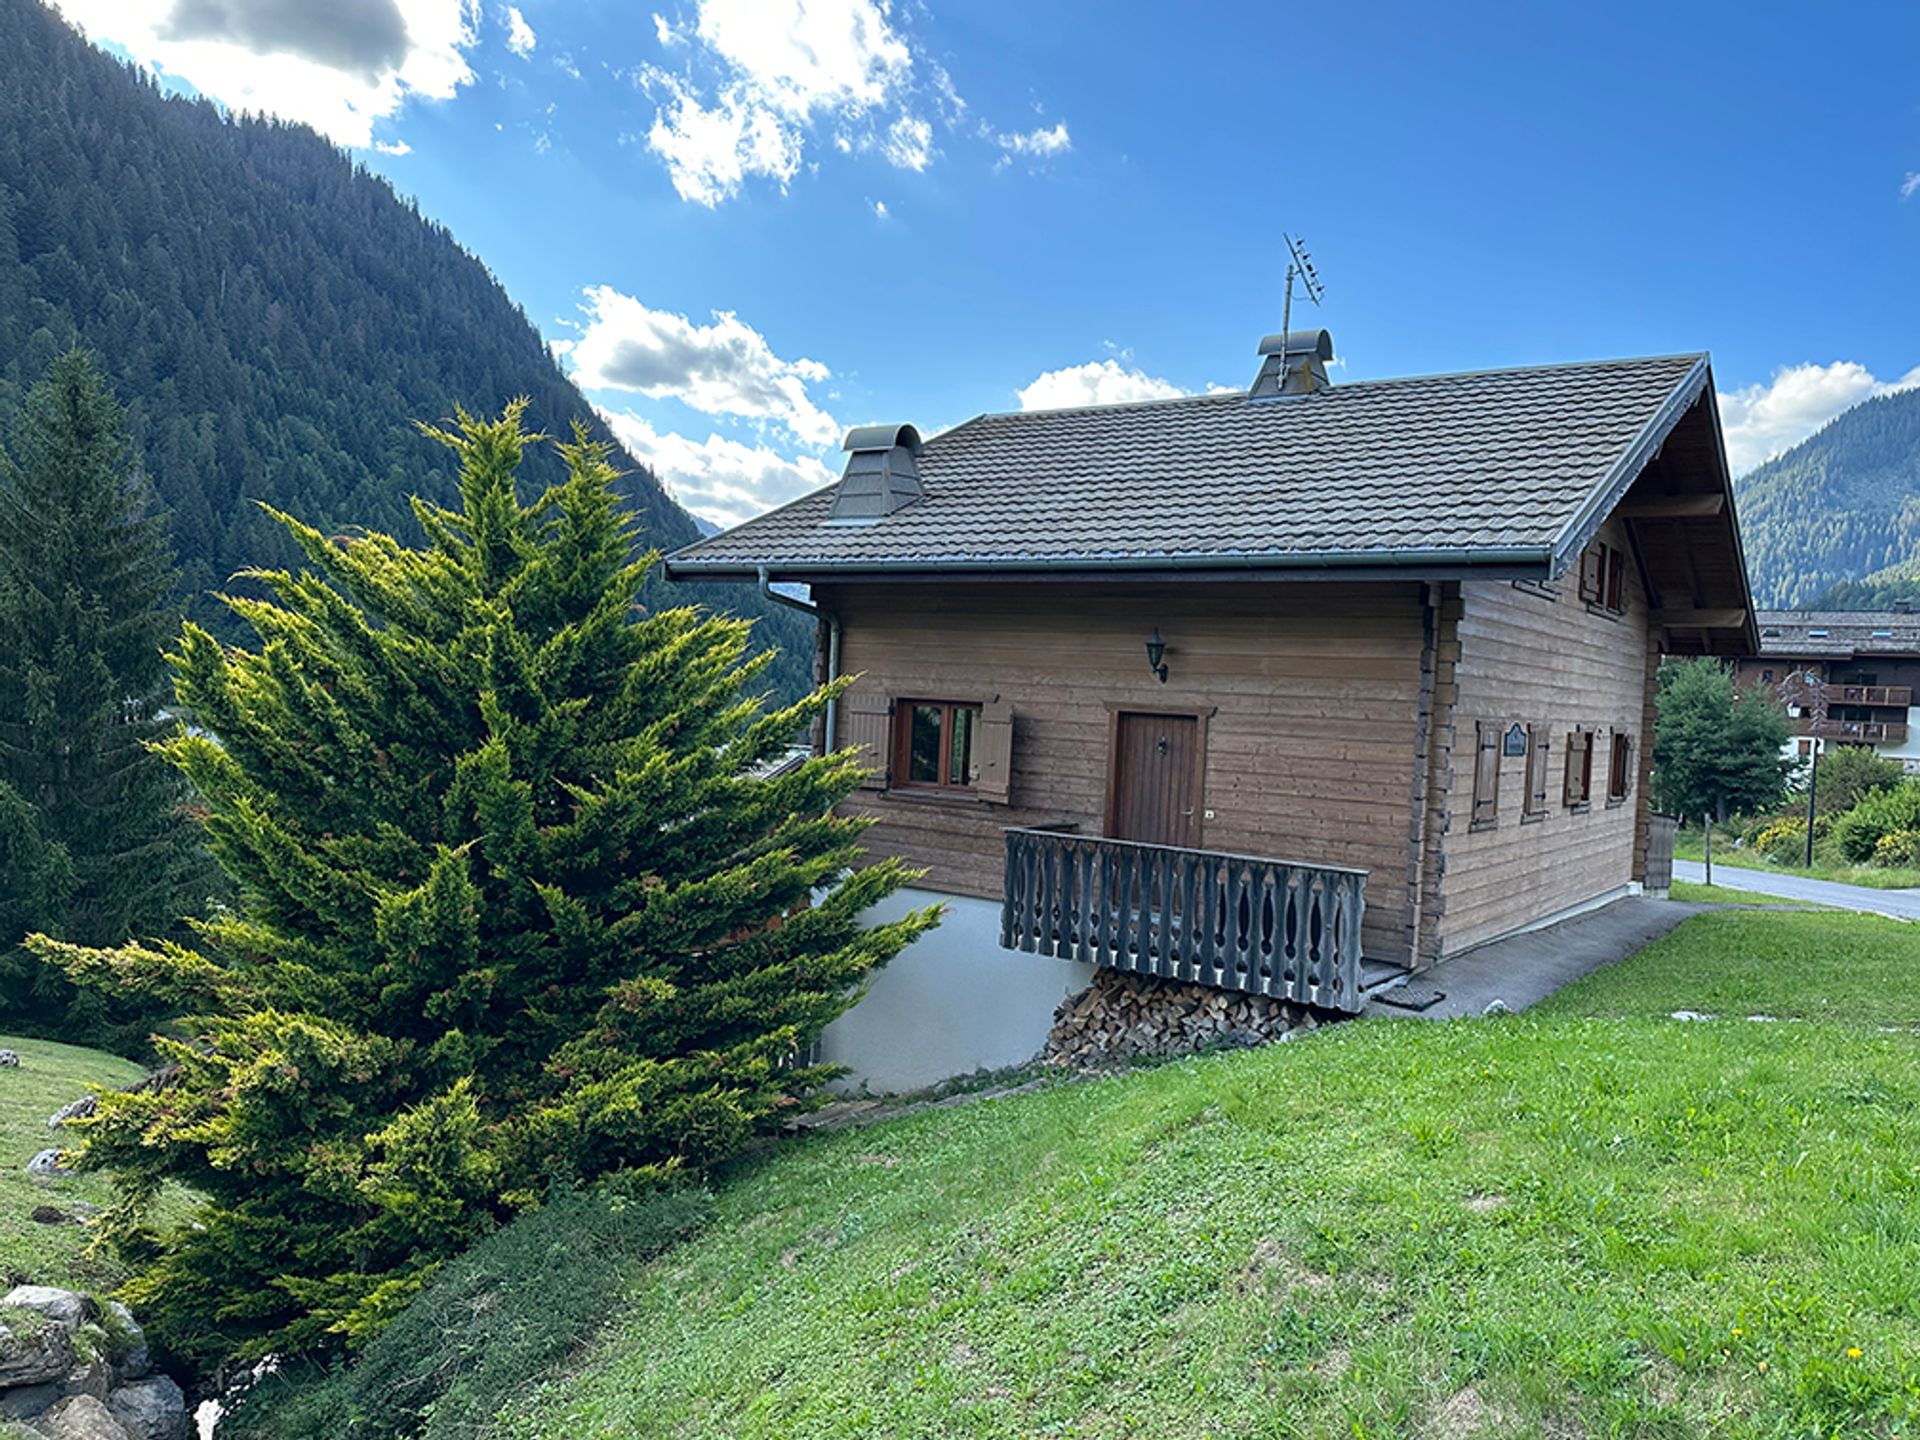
left=0, top=1317, right=76, bottom=1388
left=105, top=1376, right=188, bottom=1440
left=60, top=1356, right=112, bottom=1403
left=29, top=1206, right=78, bottom=1225
left=103, top=1306, right=149, bottom=1383
left=0, top=1381, right=60, bottom=1420
left=2, top=1288, right=93, bottom=1332
left=26, top=1149, right=71, bottom=1180
left=1481, top=998, right=1510, bottom=1017
left=0, top=1049, right=18, bottom=1067
left=31, top=1394, right=133, bottom=1440
left=47, top=1096, right=97, bottom=1130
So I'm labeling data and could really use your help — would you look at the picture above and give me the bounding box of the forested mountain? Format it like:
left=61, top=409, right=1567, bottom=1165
left=0, top=0, right=808, bottom=690
left=1734, top=385, right=1920, bottom=607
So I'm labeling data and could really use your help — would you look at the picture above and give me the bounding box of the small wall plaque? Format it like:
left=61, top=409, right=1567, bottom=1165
left=1502, top=723, right=1528, bottom=757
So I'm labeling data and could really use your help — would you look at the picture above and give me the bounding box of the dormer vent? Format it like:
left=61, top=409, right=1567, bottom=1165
left=1249, top=328, right=1335, bottom=398
left=830, top=423, right=925, bottom=521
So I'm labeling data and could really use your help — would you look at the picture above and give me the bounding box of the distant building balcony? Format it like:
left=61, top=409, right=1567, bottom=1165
left=1796, top=717, right=1909, bottom=745
left=1832, top=684, right=1913, bottom=708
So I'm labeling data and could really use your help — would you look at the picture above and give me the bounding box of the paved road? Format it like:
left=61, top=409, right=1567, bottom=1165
left=1674, top=859, right=1920, bottom=920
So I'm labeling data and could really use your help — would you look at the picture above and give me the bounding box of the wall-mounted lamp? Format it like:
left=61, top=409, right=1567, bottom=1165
left=1145, top=628, right=1169, bottom=684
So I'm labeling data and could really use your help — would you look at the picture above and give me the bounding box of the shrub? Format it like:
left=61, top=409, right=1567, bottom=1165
left=1809, top=746, right=1906, bottom=816
left=31, top=408, right=938, bottom=1373
left=1754, top=819, right=1808, bottom=865
left=1831, top=781, right=1920, bottom=863
left=222, top=1182, right=709, bottom=1440
left=1872, top=830, right=1920, bottom=868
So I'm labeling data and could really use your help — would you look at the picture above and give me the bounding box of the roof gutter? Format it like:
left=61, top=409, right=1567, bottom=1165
left=756, top=566, right=840, bottom=756
left=672, top=543, right=1557, bottom=582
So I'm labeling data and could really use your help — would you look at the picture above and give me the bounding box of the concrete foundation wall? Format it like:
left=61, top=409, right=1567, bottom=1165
left=819, top=887, right=1095, bottom=1094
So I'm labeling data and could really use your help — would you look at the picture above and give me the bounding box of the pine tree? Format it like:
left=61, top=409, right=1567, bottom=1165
left=33, top=406, right=936, bottom=1372
left=1652, top=658, right=1793, bottom=827
left=0, top=351, right=208, bottom=1050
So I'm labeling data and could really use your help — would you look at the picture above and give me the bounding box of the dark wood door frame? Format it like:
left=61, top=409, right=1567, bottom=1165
left=1102, top=703, right=1214, bottom=848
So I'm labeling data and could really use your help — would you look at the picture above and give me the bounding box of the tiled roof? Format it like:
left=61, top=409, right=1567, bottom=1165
left=666, top=352, right=1710, bottom=578
left=1755, top=611, right=1920, bottom=657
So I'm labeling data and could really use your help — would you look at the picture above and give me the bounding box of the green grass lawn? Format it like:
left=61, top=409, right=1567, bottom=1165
left=480, top=909, right=1920, bottom=1440
left=1668, top=879, right=1819, bottom=907
left=0, top=1034, right=147, bottom=1291
left=1675, top=827, right=1920, bottom=890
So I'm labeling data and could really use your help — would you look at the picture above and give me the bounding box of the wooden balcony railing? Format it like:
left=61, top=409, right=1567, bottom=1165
left=1834, top=685, right=1913, bottom=708
left=1000, top=827, right=1368, bottom=1011
left=1797, top=717, right=1910, bottom=745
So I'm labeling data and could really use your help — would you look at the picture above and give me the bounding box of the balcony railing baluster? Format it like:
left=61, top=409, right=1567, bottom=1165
left=1001, top=828, right=1368, bottom=1011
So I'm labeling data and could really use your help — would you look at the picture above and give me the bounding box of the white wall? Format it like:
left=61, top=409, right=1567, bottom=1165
left=818, top=887, right=1096, bottom=1095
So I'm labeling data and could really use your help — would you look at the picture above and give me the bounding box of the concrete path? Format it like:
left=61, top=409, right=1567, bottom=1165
left=1674, top=860, right=1920, bottom=920
left=1364, top=896, right=1705, bottom=1021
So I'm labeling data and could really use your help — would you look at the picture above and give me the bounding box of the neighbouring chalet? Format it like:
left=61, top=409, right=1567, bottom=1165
left=666, top=332, right=1757, bottom=1090
left=1732, top=610, right=1920, bottom=772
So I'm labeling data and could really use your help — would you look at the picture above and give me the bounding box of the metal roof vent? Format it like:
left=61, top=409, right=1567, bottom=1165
left=1249, top=329, right=1334, bottom=398
left=829, top=424, right=925, bottom=522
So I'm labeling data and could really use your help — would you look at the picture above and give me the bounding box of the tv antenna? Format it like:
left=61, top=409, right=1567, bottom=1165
left=1281, top=233, right=1324, bottom=342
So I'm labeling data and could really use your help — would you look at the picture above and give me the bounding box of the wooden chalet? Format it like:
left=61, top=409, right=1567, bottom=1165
left=1732, top=611, right=1920, bottom=771
left=666, top=332, right=1756, bottom=1090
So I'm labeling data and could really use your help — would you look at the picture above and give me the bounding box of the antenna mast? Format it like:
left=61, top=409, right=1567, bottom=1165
left=1281, top=233, right=1324, bottom=347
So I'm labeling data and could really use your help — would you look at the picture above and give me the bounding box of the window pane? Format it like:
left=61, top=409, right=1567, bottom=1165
left=908, top=705, right=943, bottom=783
left=949, top=706, right=978, bottom=786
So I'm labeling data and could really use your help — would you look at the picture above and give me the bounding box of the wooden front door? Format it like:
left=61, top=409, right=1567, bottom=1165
left=1109, top=711, right=1200, bottom=847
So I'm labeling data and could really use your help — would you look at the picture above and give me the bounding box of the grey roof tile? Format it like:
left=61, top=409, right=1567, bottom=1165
left=665, top=353, right=1708, bottom=577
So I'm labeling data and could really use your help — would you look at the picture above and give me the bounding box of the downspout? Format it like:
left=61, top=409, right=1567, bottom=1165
left=758, top=566, right=841, bottom=754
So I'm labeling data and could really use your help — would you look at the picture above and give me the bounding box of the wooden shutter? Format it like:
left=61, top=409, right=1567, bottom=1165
left=1472, top=721, right=1500, bottom=827
left=1563, top=730, right=1584, bottom=805
left=838, top=690, right=893, bottom=789
left=1609, top=731, right=1632, bottom=801
left=974, top=698, right=1014, bottom=804
left=1604, top=546, right=1627, bottom=612
left=1525, top=725, right=1549, bottom=816
left=1578, top=545, right=1603, bottom=603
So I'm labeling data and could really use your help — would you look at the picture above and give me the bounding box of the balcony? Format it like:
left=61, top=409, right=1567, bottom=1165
left=1796, top=717, right=1910, bottom=745
left=1000, top=827, right=1370, bottom=1011
left=1833, top=685, right=1912, bottom=708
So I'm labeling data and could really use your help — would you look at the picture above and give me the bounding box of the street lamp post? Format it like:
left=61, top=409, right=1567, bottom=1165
left=1784, top=668, right=1829, bottom=868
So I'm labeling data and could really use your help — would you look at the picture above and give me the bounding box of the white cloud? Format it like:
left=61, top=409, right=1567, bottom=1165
left=639, top=0, right=912, bottom=205
left=882, top=113, right=932, bottom=171
left=503, top=4, right=534, bottom=57
left=1902, top=171, right=1920, bottom=200
left=56, top=0, right=480, bottom=149
left=372, top=138, right=413, bottom=155
left=566, top=286, right=839, bottom=447
left=1017, top=358, right=1185, bottom=412
left=871, top=198, right=887, bottom=218
left=1719, top=360, right=1920, bottom=473
left=604, top=410, right=835, bottom=529
left=995, top=119, right=1070, bottom=163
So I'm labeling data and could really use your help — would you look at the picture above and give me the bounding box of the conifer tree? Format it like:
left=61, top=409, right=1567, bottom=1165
left=34, top=406, right=935, bottom=1371
left=0, top=351, right=207, bottom=1049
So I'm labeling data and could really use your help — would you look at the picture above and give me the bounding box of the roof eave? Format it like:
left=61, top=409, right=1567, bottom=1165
left=663, top=544, right=1558, bottom=583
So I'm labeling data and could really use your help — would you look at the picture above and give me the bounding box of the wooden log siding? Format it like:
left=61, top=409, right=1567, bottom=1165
left=1437, top=516, right=1654, bottom=955
left=1000, top=827, right=1368, bottom=1010
left=820, top=581, right=1428, bottom=963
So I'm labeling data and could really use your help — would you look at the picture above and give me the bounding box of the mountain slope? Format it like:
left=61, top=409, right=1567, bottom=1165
left=1734, top=385, right=1920, bottom=606
left=0, top=0, right=808, bottom=691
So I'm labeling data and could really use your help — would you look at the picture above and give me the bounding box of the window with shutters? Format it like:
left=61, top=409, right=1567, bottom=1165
left=1577, top=540, right=1629, bottom=616
left=1470, top=721, right=1501, bottom=831
left=1522, top=725, right=1550, bottom=821
left=894, top=700, right=983, bottom=791
left=1563, top=728, right=1594, bottom=810
left=1607, top=729, right=1633, bottom=805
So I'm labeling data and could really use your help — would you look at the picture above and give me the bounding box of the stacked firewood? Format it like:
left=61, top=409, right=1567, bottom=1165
left=1042, top=969, right=1314, bottom=1068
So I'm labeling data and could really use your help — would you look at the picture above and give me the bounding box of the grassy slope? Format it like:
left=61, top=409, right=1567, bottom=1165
left=489, top=908, right=1920, bottom=1440
left=0, top=1034, right=144, bottom=1290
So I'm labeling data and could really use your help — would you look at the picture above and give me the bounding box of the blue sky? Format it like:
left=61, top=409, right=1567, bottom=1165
left=62, top=0, right=1920, bottom=527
